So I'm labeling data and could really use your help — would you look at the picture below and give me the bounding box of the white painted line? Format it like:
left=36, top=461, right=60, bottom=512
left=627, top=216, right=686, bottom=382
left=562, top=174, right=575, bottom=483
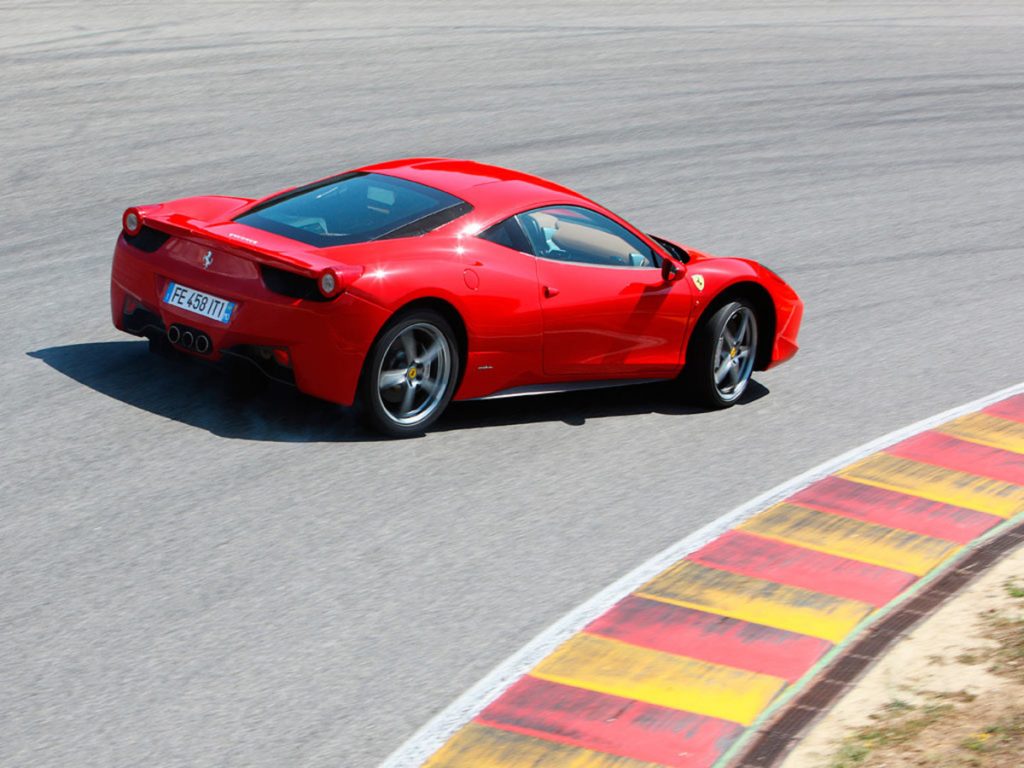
left=380, top=381, right=1024, bottom=768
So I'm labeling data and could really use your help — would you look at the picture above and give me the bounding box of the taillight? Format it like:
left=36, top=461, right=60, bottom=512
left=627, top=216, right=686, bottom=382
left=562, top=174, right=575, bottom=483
left=316, top=265, right=364, bottom=298
left=122, top=207, right=143, bottom=236
left=318, top=268, right=341, bottom=298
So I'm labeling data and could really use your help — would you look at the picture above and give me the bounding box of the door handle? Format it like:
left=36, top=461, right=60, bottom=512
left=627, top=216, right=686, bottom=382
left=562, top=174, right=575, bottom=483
left=544, top=285, right=560, bottom=298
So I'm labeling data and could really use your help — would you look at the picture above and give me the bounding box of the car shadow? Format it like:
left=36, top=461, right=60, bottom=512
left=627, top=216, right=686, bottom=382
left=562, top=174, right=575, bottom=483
left=28, top=341, right=370, bottom=443
left=441, top=378, right=769, bottom=431
left=28, top=341, right=769, bottom=442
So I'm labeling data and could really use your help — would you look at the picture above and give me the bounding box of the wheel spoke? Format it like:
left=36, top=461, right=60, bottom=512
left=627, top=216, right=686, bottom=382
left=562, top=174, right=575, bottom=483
left=400, top=384, right=416, bottom=413
left=735, top=312, right=749, bottom=344
left=419, top=377, right=438, bottom=395
left=723, top=328, right=737, bottom=347
left=379, top=369, right=407, bottom=389
left=400, top=330, right=417, bottom=363
left=715, top=358, right=732, bottom=384
left=420, top=340, right=443, bottom=364
left=715, top=337, right=728, bottom=364
left=728, top=361, right=742, bottom=386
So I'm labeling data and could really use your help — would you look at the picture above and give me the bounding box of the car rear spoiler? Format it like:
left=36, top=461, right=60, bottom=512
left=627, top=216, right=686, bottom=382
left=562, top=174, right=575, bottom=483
left=137, top=206, right=325, bottom=278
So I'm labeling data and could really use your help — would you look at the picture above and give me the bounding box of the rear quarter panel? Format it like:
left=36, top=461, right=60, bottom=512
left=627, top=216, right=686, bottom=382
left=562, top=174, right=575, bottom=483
left=340, top=236, right=545, bottom=400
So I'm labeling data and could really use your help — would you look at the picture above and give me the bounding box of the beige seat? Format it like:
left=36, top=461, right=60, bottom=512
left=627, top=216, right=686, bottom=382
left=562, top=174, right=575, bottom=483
left=551, top=220, right=638, bottom=265
left=527, top=212, right=559, bottom=230
left=521, top=210, right=651, bottom=266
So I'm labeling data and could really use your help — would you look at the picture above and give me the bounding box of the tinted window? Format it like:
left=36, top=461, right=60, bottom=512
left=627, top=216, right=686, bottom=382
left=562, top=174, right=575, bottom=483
left=649, top=234, right=689, bottom=263
left=477, top=217, right=532, bottom=253
left=515, top=206, right=656, bottom=267
left=235, top=172, right=470, bottom=247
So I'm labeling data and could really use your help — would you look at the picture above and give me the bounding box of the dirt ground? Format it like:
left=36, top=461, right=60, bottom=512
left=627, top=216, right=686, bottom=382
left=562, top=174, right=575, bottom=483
left=780, top=542, right=1024, bottom=768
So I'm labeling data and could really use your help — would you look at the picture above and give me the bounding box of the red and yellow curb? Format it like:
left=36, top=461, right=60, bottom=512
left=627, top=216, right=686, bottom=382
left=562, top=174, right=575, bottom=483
left=423, top=393, right=1024, bottom=767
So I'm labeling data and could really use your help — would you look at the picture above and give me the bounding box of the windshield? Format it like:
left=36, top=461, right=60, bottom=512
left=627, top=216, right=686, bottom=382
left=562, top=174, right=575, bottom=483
left=235, top=172, right=471, bottom=247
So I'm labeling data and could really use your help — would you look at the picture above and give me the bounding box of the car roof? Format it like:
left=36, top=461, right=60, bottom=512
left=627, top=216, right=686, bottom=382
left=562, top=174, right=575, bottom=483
left=356, top=157, right=595, bottom=215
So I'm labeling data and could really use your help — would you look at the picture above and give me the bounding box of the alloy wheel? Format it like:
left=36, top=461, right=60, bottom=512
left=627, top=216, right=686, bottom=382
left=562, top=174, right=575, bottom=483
left=712, top=306, right=757, bottom=402
left=375, top=322, right=452, bottom=426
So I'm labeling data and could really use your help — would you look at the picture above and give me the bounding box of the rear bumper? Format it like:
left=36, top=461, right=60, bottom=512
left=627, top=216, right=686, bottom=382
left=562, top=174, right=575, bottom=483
left=111, top=235, right=387, bottom=405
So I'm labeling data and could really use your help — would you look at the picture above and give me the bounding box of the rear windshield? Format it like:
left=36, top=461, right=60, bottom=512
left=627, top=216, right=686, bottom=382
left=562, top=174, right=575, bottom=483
left=234, top=172, right=471, bottom=247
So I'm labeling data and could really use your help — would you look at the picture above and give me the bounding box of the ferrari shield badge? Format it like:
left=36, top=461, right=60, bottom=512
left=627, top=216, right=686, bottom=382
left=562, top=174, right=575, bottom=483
left=691, top=274, right=705, bottom=291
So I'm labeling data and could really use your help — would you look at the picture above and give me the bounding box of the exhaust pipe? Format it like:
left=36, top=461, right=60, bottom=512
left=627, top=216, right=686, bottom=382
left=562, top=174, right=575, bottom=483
left=167, top=324, right=211, bottom=354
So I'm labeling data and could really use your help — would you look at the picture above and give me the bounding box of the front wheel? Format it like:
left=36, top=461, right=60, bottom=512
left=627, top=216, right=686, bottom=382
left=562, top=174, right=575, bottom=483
left=359, top=309, right=459, bottom=437
left=686, top=300, right=758, bottom=409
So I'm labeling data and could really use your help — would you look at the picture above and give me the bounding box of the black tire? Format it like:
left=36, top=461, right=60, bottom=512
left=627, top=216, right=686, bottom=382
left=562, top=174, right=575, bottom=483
left=685, top=299, right=759, bottom=409
left=358, top=308, right=460, bottom=437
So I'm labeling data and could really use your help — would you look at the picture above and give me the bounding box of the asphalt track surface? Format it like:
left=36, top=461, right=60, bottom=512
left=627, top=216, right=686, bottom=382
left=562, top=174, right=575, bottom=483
left=1, top=2, right=1022, bottom=766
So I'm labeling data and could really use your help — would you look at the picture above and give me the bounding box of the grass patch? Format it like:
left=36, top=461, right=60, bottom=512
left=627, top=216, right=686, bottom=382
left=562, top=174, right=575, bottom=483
left=829, top=703, right=953, bottom=767
left=884, top=698, right=913, bottom=713
left=829, top=740, right=869, bottom=768
left=933, top=689, right=976, bottom=703
left=959, top=711, right=1024, bottom=758
left=820, top=557, right=1024, bottom=767
left=829, top=703, right=1024, bottom=767
left=961, top=724, right=1001, bottom=752
left=988, top=615, right=1024, bottom=681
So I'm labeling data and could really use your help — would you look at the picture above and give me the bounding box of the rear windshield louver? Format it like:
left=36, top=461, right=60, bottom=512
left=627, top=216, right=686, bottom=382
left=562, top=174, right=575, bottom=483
left=378, top=201, right=474, bottom=240
left=123, top=226, right=171, bottom=253
left=260, top=265, right=333, bottom=302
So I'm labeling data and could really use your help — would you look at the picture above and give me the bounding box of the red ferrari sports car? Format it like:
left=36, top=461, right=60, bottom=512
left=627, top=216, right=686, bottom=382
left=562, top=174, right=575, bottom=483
left=111, top=158, right=802, bottom=436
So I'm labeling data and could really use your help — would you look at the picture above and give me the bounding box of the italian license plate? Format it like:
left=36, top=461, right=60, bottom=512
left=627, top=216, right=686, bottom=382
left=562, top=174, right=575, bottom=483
left=162, top=282, right=236, bottom=324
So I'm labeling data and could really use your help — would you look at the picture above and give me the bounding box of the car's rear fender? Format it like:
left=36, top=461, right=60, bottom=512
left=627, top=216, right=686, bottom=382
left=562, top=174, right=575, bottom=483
left=350, top=237, right=546, bottom=400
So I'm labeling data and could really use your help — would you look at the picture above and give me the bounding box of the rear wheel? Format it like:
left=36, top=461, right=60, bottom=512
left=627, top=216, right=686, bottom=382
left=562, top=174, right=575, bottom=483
left=359, top=309, right=459, bottom=437
left=686, top=300, right=758, bottom=409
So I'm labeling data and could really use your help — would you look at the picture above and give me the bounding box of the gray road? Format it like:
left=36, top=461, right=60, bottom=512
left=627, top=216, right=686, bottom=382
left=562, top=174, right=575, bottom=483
left=2, top=2, right=1023, bottom=766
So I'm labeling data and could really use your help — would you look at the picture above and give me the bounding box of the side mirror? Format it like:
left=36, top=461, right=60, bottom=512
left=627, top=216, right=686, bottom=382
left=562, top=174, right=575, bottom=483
left=661, top=258, right=681, bottom=282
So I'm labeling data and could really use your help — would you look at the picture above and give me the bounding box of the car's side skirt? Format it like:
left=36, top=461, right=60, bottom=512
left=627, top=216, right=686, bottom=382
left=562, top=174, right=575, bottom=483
left=470, top=377, right=671, bottom=401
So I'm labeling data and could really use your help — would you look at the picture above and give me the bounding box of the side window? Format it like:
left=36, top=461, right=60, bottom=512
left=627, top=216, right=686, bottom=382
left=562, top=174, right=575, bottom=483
left=515, top=206, right=657, bottom=268
left=477, top=217, right=533, bottom=254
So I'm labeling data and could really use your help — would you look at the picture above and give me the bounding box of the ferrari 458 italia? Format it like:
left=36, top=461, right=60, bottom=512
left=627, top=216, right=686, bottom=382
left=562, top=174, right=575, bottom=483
left=111, top=158, right=802, bottom=436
